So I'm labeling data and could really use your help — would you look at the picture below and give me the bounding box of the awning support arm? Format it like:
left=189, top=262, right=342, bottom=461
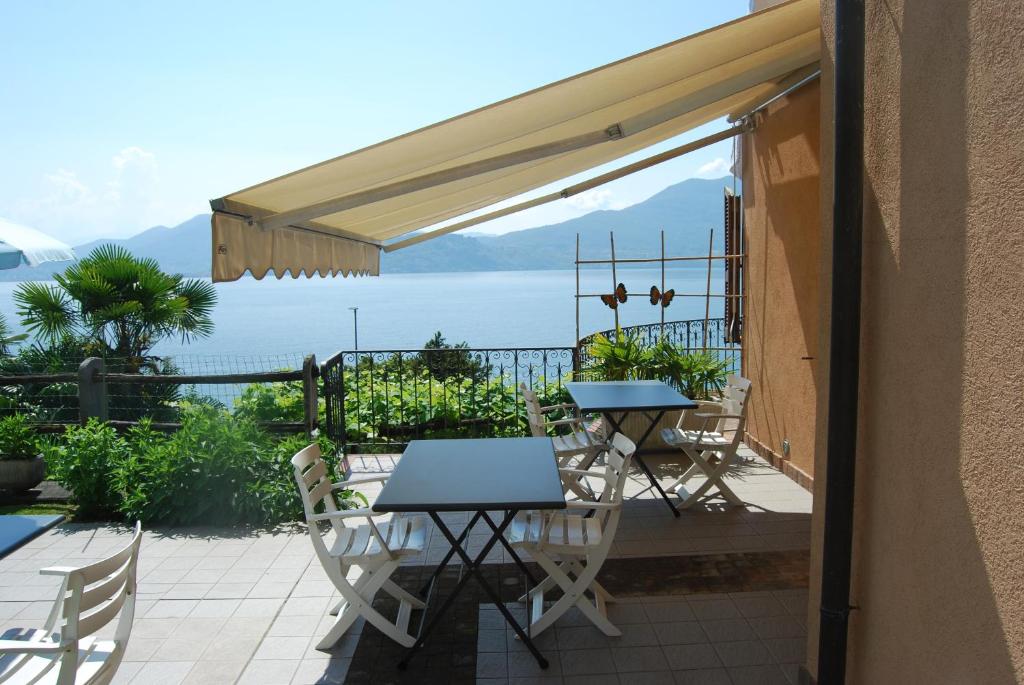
left=383, top=120, right=752, bottom=253
left=256, top=126, right=624, bottom=233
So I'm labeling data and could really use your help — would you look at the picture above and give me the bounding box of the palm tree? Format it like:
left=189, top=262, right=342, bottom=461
left=13, top=245, right=217, bottom=372
left=0, top=313, right=27, bottom=357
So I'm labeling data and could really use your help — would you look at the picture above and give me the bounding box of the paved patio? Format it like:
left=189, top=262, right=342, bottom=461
left=0, top=446, right=812, bottom=684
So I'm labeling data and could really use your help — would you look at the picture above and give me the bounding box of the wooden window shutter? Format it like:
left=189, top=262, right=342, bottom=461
left=723, top=188, right=743, bottom=343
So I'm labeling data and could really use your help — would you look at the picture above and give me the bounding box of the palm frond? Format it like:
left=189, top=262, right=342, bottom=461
left=12, top=282, right=78, bottom=343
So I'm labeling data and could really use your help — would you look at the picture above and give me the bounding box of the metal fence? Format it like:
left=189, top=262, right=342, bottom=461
left=321, top=317, right=739, bottom=453
left=320, top=347, right=577, bottom=453
left=576, top=317, right=740, bottom=374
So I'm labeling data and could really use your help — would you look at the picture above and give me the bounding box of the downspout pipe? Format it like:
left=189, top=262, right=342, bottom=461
left=817, top=0, right=865, bottom=683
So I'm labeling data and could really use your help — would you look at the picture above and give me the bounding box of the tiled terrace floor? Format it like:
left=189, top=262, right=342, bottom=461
left=0, top=446, right=812, bottom=684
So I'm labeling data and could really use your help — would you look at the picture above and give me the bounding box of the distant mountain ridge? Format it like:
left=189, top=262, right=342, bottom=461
left=0, top=176, right=733, bottom=281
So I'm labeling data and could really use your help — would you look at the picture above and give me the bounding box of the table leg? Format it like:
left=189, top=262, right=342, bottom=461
left=418, top=510, right=483, bottom=597
left=605, top=410, right=681, bottom=517
left=479, top=511, right=539, bottom=586
left=400, top=511, right=549, bottom=670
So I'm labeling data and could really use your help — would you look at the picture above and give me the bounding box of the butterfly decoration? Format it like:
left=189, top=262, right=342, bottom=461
left=650, top=285, right=675, bottom=308
left=600, top=283, right=628, bottom=309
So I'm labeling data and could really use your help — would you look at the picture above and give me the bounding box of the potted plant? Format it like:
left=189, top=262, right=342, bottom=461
left=583, top=335, right=731, bottom=447
left=0, top=414, right=45, bottom=492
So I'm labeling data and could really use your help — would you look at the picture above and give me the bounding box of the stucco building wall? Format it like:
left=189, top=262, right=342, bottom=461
left=741, top=80, right=823, bottom=487
left=804, top=0, right=1024, bottom=681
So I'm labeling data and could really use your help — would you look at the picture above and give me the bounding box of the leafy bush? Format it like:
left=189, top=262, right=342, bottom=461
left=584, top=333, right=729, bottom=400
left=44, top=420, right=133, bottom=518
left=43, top=408, right=344, bottom=525
left=114, top=404, right=335, bottom=526
left=233, top=381, right=308, bottom=424
left=0, top=414, right=39, bottom=459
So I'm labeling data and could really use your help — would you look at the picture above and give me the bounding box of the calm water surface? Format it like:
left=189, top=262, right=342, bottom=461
left=0, top=268, right=724, bottom=360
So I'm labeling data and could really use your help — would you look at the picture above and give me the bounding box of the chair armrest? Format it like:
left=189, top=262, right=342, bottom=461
left=540, top=402, right=576, bottom=412
left=559, top=468, right=600, bottom=477
left=545, top=418, right=582, bottom=428
left=308, top=508, right=378, bottom=522
left=0, top=639, right=61, bottom=654
left=39, top=566, right=78, bottom=576
left=333, top=473, right=389, bottom=488
left=565, top=500, right=619, bottom=511
left=695, top=412, right=744, bottom=420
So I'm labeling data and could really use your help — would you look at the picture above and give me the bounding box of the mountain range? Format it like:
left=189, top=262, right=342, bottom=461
left=0, top=176, right=733, bottom=281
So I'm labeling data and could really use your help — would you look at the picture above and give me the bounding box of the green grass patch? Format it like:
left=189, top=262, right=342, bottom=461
left=0, top=503, right=77, bottom=519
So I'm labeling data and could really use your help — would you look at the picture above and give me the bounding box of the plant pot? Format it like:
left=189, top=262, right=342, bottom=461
left=613, top=400, right=721, bottom=453
left=0, top=455, right=46, bottom=492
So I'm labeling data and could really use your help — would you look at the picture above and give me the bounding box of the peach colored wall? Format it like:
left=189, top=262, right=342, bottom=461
left=741, top=80, right=823, bottom=486
left=806, top=0, right=1024, bottom=682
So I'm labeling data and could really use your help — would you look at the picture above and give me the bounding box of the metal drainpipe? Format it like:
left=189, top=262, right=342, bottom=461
left=817, top=0, right=865, bottom=683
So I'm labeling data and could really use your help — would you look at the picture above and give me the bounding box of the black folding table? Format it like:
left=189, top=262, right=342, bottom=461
left=565, top=380, right=697, bottom=517
left=373, top=436, right=565, bottom=669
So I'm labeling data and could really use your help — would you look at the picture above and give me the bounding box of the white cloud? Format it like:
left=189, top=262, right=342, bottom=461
left=695, top=157, right=731, bottom=178
left=565, top=188, right=631, bottom=212
left=13, top=147, right=164, bottom=244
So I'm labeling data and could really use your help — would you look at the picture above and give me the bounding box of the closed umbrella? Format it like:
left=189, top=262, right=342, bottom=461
left=0, top=218, right=77, bottom=269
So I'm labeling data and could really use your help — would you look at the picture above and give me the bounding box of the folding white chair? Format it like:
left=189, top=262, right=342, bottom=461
left=520, top=383, right=607, bottom=498
left=506, top=432, right=636, bottom=637
left=292, top=444, right=427, bottom=649
left=0, top=522, right=143, bottom=685
left=664, top=387, right=748, bottom=509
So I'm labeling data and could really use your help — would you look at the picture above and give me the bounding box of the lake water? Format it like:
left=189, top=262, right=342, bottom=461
left=0, top=267, right=724, bottom=364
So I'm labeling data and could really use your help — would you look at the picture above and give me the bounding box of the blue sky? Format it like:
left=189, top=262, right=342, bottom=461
left=0, top=1, right=749, bottom=244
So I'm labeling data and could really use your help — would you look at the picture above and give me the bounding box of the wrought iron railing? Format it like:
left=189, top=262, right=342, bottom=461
left=576, top=318, right=740, bottom=374
left=321, top=317, right=738, bottom=453
left=320, top=347, right=577, bottom=453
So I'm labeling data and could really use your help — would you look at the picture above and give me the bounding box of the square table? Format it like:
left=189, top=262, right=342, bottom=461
left=373, top=436, right=565, bottom=669
left=565, top=380, right=698, bottom=517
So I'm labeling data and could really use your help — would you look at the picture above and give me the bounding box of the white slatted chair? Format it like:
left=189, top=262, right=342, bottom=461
left=0, top=522, right=142, bottom=685
left=661, top=374, right=751, bottom=450
left=665, top=389, right=748, bottom=509
left=520, top=383, right=607, bottom=498
left=506, top=432, right=636, bottom=637
left=292, top=444, right=426, bottom=650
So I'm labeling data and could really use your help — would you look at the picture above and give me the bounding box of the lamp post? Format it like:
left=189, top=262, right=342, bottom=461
left=348, top=307, right=359, bottom=350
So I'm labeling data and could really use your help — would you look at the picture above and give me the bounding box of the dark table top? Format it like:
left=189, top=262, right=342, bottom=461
left=372, top=437, right=566, bottom=513
left=565, top=380, right=698, bottom=413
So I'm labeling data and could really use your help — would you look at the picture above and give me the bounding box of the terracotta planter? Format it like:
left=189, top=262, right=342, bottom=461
left=0, top=455, right=46, bottom=492
left=612, top=400, right=721, bottom=452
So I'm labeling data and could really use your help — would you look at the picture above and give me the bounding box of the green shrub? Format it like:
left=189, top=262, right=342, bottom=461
left=114, top=404, right=339, bottom=526
left=0, top=414, right=39, bottom=460
left=44, top=420, right=130, bottom=518
left=233, top=381, right=307, bottom=424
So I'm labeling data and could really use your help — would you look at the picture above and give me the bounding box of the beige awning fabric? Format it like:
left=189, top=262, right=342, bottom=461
left=210, top=0, right=819, bottom=281
left=211, top=213, right=379, bottom=281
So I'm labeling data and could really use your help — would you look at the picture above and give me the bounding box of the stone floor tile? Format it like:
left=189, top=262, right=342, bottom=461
left=146, top=600, right=200, bottom=619
left=612, top=645, right=670, bottom=673
left=233, top=597, right=285, bottom=617
left=290, top=657, right=351, bottom=684
left=237, top=658, right=299, bottom=685
left=187, top=598, right=240, bottom=618
left=508, top=650, right=561, bottom=677
left=671, top=667, right=733, bottom=684
left=181, top=660, right=246, bottom=684
left=727, top=663, right=791, bottom=685
left=763, top=637, right=807, bottom=664
left=618, top=672, right=676, bottom=685
left=663, top=643, right=724, bottom=671
left=477, top=651, right=509, bottom=678
left=643, top=599, right=695, bottom=623
left=747, top=616, right=806, bottom=640
left=652, top=620, right=708, bottom=646
left=713, top=639, right=774, bottom=668
left=127, top=660, right=194, bottom=685
left=699, top=618, right=756, bottom=642
left=560, top=647, right=617, bottom=675
left=686, top=598, right=740, bottom=621
left=254, top=635, right=311, bottom=660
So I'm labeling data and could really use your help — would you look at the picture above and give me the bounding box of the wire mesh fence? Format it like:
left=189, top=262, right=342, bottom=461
left=0, top=351, right=310, bottom=427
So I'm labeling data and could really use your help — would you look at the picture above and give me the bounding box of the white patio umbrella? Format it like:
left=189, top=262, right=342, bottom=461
left=0, top=218, right=77, bottom=270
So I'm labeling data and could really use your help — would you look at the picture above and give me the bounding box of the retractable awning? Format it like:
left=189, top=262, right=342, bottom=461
left=210, top=0, right=820, bottom=282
